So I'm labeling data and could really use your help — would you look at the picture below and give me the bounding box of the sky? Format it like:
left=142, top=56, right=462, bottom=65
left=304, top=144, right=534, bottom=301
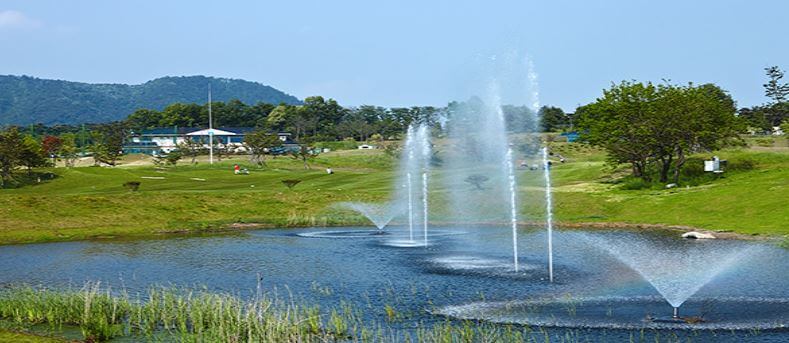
left=1, top=0, right=788, bottom=111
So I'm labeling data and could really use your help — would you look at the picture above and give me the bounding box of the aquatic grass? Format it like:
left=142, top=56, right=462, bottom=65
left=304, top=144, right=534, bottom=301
left=0, top=283, right=357, bottom=342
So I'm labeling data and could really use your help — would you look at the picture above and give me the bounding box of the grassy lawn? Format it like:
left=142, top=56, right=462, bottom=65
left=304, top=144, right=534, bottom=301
left=0, top=141, right=786, bottom=245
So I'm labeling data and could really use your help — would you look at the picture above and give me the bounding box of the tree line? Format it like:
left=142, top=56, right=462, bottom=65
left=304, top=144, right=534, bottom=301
left=2, top=66, right=785, bottom=187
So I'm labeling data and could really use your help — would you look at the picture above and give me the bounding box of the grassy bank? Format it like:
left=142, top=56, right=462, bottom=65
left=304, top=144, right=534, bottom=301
left=0, top=284, right=771, bottom=343
left=0, top=330, right=67, bottom=343
left=0, top=143, right=786, bottom=245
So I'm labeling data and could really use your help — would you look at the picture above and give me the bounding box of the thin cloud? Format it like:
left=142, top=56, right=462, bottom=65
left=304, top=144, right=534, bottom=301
left=0, top=10, right=42, bottom=29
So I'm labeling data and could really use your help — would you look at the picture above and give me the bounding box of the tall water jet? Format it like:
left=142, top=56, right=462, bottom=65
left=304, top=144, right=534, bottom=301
left=407, top=172, right=414, bottom=241
left=422, top=171, right=429, bottom=246
left=504, top=147, right=519, bottom=271
left=391, top=122, right=431, bottom=246
left=541, top=147, right=554, bottom=282
left=420, top=124, right=431, bottom=246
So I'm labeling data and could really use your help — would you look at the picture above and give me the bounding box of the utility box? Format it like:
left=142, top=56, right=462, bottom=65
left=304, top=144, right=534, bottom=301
left=704, top=156, right=724, bottom=173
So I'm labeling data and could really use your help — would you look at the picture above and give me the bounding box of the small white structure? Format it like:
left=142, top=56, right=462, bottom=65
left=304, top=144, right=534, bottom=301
left=358, top=144, right=377, bottom=150
left=704, top=156, right=724, bottom=174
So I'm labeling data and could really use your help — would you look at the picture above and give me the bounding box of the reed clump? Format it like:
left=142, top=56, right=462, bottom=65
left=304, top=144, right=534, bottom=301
left=0, top=283, right=349, bottom=342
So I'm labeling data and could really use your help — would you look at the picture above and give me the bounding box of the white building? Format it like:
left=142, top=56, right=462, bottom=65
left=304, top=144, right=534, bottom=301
left=125, top=127, right=294, bottom=155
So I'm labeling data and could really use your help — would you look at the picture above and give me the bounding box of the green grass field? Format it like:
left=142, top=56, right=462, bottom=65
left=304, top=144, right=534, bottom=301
left=0, top=140, right=786, bottom=245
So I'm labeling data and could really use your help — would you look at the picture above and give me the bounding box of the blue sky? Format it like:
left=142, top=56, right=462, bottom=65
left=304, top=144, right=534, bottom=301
left=1, top=0, right=787, bottom=111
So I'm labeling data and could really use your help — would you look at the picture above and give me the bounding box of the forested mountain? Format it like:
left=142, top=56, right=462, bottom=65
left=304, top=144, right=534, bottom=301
left=0, top=75, right=301, bottom=125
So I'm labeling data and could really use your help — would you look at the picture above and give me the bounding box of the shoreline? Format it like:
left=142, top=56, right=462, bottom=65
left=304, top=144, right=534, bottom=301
left=0, top=219, right=780, bottom=247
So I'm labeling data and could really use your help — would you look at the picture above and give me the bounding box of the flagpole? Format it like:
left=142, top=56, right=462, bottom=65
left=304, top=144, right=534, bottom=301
left=208, top=84, right=213, bottom=165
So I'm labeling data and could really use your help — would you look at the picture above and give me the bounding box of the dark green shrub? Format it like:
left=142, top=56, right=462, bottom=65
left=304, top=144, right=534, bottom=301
left=123, top=181, right=140, bottom=191
left=281, top=179, right=302, bottom=190
left=620, top=177, right=651, bottom=190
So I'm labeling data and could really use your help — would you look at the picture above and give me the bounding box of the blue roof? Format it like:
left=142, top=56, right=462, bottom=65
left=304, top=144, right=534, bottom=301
left=140, top=127, right=200, bottom=135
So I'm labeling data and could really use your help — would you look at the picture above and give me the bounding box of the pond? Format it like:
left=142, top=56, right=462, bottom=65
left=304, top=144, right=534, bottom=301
left=0, top=227, right=787, bottom=341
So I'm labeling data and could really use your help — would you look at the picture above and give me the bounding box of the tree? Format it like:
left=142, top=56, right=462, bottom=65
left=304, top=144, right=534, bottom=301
left=176, top=138, right=202, bottom=164
left=763, top=66, right=789, bottom=127
left=464, top=174, right=489, bottom=190
left=19, top=135, right=49, bottom=174
left=0, top=128, right=23, bottom=186
left=654, top=83, right=741, bottom=183
left=244, top=130, right=282, bottom=166
left=337, top=109, right=376, bottom=141
left=59, top=133, right=79, bottom=167
left=538, top=106, right=568, bottom=132
left=738, top=107, right=771, bottom=132
left=764, top=66, right=789, bottom=104
left=90, top=123, right=127, bottom=166
left=577, top=81, right=742, bottom=183
left=576, top=81, right=660, bottom=180
left=41, top=135, right=63, bottom=164
left=502, top=105, right=537, bottom=133
left=165, top=150, right=182, bottom=166
left=290, top=144, right=319, bottom=169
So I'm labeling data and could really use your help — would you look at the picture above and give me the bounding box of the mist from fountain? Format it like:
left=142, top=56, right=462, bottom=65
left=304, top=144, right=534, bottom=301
left=581, top=232, right=758, bottom=309
left=338, top=202, right=398, bottom=230
left=385, top=123, right=432, bottom=246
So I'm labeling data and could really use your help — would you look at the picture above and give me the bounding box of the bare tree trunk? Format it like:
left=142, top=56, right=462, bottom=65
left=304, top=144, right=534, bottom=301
left=659, top=154, right=673, bottom=183
left=673, top=148, right=686, bottom=184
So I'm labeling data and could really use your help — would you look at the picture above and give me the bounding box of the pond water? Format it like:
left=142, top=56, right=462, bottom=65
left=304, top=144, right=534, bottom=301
left=0, top=227, right=787, bottom=341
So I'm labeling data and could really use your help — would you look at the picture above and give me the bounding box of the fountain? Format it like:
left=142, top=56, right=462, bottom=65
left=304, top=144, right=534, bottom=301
left=579, top=232, right=758, bottom=319
left=337, top=202, right=397, bottom=231
left=384, top=123, right=432, bottom=247
left=541, top=147, right=554, bottom=283
left=444, top=86, right=523, bottom=269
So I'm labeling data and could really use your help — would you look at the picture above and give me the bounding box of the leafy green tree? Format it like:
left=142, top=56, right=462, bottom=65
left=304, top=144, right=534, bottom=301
left=0, top=128, right=23, bottom=186
left=244, top=130, right=282, bottom=166
left=764, top=66, right=789, bottom=103
left=266, top=105, right=295, bottom=133
left=738, top=107, right=771, bottom=132
left=502, top=105, right=537, bottom=133
left=578, top=81, right=741, bottom=183
left=291, top=144, right=319, bottom=169
left=538, top=106, right=568, bottom=132
left=59, top=133, right=79, bottom=167
left=576, top=81, right=660, bottom=180
left=90, top=123, right=127, bottom=166
left=165, top=150, right=182, bottom=166
left=654, top=83, right=741, bottom=183
left=126, top=109, right=163, bottom=130
left=302, top=96, right=346, bottom=137
left=337, top=110, right=375, bottom=141
left=762, top=66, right=789, bottom=127
left=19, top=135, right=49, bottom=174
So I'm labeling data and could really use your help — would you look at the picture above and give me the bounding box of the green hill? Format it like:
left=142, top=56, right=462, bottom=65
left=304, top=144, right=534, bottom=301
left=0, top=75, right=301, bottom=125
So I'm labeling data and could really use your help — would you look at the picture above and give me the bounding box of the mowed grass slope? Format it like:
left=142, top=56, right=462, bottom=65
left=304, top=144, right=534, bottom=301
left=0, top=144, right=786, bottom=244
